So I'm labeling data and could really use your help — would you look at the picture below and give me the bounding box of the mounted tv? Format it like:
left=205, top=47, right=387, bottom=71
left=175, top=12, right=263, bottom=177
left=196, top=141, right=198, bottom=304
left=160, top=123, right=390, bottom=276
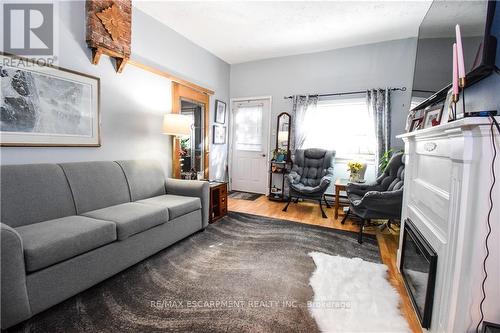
left=411, top=0, right=498, bottom=110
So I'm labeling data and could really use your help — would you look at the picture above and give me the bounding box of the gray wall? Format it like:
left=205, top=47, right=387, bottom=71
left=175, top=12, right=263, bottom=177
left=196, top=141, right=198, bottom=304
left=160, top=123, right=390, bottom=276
left=230, top=38, right=417, bottom=182
left=0, top=1, right=230, bottom=181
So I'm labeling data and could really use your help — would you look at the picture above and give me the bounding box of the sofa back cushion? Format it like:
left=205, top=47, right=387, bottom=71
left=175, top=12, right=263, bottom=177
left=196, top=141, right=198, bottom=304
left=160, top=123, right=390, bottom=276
left=116, top=160, right=166, bottom=201
left=1, top=164, right=76, bottom=227
left=60, top=161, right=131, bottom=214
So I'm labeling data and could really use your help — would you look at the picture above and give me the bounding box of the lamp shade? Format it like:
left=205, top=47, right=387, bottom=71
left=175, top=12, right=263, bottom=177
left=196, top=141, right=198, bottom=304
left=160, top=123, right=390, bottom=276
left=162, top=113, right=191, bottom=137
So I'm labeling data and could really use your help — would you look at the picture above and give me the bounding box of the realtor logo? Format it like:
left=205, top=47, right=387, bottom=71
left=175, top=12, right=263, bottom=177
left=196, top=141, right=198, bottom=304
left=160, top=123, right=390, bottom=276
left=3, top=3, right=54, bottom=55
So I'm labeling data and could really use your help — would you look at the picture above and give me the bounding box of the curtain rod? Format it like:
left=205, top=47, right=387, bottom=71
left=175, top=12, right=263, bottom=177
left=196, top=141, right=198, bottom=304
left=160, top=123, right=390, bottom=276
left=283, top=87, right=406, bottom=99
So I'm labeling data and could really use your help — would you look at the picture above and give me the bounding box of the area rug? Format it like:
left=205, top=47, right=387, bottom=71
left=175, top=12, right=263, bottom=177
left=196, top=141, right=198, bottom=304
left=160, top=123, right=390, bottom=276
left=309, top=252, right=410, bottom=332
left=228, top=191, right=263, bottom=201
left=8, top=212, right=381, bottom=333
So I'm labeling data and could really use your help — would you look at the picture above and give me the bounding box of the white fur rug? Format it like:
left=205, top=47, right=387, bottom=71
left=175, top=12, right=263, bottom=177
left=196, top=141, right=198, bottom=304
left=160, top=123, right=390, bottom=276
left=308, top=252, right=410, bottom=333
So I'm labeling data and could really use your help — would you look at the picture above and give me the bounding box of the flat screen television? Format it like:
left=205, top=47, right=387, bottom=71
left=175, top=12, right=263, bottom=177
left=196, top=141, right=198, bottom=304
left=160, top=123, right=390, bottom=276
left=411, top=0, right=498, bottom=111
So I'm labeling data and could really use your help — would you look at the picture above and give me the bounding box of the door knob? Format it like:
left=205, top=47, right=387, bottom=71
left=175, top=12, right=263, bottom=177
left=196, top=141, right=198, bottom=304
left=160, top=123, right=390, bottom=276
left=261, top=154, right=266, bottom=157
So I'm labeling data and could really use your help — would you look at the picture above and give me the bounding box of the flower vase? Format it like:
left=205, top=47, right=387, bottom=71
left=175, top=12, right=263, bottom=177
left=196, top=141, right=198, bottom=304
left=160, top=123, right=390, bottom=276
left=349, top=172, right=360, bottom=182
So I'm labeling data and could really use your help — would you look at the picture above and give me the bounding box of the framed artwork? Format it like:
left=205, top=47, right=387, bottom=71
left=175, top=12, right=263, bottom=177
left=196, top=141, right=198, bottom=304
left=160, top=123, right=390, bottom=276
left=213, top=125, right=226, bottom=144
left=215, top=100, right=226, bottom=124
left=442, top=89, right=454, bottom=124
left=422, top=105, right=444, bottom=129
left=1, top=53, right=100, bottom=146
left=410, top=117, right=423, bottom=132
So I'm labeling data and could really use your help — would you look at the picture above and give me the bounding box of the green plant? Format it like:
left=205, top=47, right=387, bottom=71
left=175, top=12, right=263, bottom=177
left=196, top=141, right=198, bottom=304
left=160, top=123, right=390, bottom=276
left=273, top=148, right=287, bottom=159
left=379, top=148, right=404, bottom=173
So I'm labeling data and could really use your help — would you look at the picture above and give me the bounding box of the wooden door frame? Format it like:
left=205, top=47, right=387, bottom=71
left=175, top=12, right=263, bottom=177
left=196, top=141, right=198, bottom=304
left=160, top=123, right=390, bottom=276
left=228, top=96, right=272, bottom=194
left=172, top=82, right=210, bottom=179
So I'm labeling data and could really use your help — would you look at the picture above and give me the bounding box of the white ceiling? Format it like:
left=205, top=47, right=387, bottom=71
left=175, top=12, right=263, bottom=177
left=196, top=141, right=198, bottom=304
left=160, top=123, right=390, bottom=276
left=134, top=1, right=433, bottom=64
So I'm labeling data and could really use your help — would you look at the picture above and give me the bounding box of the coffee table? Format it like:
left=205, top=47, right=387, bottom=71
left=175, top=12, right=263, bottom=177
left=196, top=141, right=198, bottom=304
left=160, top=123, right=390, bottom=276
left=334, top=178, right=350, bottom=219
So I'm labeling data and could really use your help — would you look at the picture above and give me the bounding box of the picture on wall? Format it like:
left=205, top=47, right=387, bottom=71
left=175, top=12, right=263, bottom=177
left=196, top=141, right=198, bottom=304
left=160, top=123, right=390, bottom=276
left=215, top=99, right=226, bottom=124
left=213, top=125, right=226, bottom=144
left=0, top=54, right=100, bottom=146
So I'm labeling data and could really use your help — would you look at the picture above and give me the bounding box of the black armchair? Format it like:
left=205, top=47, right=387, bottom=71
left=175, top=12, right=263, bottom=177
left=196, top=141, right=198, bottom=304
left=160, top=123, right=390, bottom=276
left=343, top=152, right=405, bottom=243
left=282, top=148, right=336, bottom=218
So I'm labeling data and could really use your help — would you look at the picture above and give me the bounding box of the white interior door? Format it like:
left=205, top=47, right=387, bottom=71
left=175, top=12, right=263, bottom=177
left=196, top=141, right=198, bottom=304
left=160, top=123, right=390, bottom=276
left=230, top=98, right=270, bottom=194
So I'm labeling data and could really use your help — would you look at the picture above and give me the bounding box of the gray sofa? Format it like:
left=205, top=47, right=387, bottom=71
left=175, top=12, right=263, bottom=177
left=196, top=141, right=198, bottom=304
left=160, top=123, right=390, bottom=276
left=0, top=160, right=209, bottom=329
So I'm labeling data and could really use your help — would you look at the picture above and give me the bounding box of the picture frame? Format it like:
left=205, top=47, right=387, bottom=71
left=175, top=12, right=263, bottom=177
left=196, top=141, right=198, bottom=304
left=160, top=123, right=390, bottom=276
left=442, top=89, right=454, bottom=124
left=213, top=125, right=226, bottom=144
left=1, top=53, right=100, bottom=146
left=422, top=105, right=444, bottom=129
left=215, top=100, right=226, bottom=124
left=410, top=117, right=424, bottom=132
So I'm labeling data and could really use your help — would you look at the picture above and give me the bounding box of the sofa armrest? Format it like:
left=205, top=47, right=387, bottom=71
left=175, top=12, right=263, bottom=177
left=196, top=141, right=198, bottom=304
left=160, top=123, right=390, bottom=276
left=285, top=171, right=300, bottom=185
left=165, top=179, right=210, bottom=228
left=355, top=189, right=404, bottom=212
left=1, top=223, right=31, bottom=329
left=346, top=181, right=383, bottom=196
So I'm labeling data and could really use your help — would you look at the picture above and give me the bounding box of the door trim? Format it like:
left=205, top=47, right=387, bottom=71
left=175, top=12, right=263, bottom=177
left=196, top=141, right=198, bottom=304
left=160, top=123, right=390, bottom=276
left=229, top=96, right=272, bottom=195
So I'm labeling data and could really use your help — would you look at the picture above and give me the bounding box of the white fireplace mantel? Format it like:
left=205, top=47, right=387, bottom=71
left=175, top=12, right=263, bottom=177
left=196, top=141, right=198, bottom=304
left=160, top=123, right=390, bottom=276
left=397, top=117, right=500, bottom=333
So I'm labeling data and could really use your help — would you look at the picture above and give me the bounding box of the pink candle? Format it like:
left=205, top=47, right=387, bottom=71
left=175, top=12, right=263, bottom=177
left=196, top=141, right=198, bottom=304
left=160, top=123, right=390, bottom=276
left=453, top=43, right=459, bottom=95
left=455, top=24, right=466, bottom=79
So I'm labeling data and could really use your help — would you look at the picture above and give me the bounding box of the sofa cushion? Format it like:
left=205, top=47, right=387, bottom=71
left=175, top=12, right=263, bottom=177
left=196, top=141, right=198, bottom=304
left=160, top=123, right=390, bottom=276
left=116, top=160, right=166, bottom=201
left=16, top=216, right=116, bottom=272
left=59, top=161, right=131, bottom=214
left=137, top=195, right=201, bottom=220
left=1, top=164, right=76, bottom=228
left=83, top=202, right=169, bottom=240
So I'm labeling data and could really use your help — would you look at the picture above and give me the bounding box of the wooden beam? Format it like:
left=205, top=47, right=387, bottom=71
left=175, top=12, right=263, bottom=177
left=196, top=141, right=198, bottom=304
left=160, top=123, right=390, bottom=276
left=127, top=59, right=214, bottom=96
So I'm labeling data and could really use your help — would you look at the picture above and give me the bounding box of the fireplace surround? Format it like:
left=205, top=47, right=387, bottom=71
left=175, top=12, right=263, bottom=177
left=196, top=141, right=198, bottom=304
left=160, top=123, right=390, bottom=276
left=397, top=117, right=500, bottom=332
left=400, top=218, right=437, bottom=329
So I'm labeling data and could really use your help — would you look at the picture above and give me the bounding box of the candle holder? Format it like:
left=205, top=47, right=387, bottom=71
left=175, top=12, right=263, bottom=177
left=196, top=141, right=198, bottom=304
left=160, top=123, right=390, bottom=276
left=459, top=77, right=466, bottom=88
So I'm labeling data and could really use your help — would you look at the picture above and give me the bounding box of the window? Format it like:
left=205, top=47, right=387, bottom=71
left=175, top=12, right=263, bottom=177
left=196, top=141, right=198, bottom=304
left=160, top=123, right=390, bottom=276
left=234, top=103, right=263, bottom=151
left=301, top=97, right=375, bottom=159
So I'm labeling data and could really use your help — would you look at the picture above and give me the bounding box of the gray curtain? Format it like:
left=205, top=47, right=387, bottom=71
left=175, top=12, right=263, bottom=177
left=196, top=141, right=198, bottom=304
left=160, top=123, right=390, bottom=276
left=290, top=95, right=318, bottom=151
left=366, top=89, right=391, bottom=175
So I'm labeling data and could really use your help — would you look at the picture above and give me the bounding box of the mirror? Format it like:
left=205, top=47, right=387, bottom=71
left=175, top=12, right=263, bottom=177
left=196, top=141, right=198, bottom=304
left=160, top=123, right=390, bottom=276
left=180, top=99, right=204, bottom=180
left=275, top=112, right=291, bottom=161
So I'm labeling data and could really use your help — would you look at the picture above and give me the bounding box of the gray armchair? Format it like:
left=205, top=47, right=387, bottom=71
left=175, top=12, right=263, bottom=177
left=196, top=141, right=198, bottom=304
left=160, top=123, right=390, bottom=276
left=343, top=152, right=405, bottom=243
left=282, top=148, right=336, bottom=218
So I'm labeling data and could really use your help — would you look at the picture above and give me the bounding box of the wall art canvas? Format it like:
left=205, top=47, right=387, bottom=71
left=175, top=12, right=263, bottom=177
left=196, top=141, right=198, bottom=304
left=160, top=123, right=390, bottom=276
left=215, top=99, right=226, bottom=124
left=213, top=125, right=226, bottom=144
left=1, top=54, right=100, bottom=146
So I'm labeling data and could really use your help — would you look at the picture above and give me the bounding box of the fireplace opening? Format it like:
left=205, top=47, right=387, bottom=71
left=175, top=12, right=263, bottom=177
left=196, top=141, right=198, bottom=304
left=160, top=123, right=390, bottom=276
left=400, top=218, right=438, bottom=329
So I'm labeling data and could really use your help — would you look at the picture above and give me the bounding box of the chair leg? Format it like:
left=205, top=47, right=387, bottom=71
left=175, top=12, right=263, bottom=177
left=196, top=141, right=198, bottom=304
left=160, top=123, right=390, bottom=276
left=341, top=208, right=350, bottom=224
left=282, top=197, right=292, bottom=212
left=294, top=197, right=300, bottom=203
left=319, top=199, right=327, bottom=218
left=358, top=219, right=365, bottom=244
left=323, top=195, right=331, bottom=208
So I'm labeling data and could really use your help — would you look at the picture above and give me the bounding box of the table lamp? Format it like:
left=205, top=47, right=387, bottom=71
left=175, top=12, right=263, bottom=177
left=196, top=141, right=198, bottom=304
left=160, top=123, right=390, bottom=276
left=162, top=113, right=192, bottom=177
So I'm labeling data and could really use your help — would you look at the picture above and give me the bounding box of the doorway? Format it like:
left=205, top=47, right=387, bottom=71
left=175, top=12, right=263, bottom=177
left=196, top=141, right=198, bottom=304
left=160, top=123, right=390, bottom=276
left=230, top=97, right=271, bottom=194
left=171, top=82, right=209, bottom=179
left=180, top=100, right=204, bottom=179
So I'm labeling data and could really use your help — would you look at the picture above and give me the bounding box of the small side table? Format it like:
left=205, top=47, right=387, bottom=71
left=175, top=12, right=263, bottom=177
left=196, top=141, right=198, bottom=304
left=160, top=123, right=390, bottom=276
left=209, top=181, right=228, bottom=223
left=334, top=178, right=349, bottom=220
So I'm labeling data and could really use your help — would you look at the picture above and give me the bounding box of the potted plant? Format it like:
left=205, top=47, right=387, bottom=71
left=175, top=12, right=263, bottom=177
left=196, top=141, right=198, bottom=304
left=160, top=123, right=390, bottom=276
left=379, top=148, right=404, bottom=174
left=273, top=148, right=287, bottom=162
left=347, top=161, right=363, bottom=182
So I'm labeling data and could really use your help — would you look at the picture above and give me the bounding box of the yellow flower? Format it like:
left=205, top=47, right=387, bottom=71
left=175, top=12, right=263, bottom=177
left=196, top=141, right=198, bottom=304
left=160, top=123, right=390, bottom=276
left=347, top=161, right=362, bottom=172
